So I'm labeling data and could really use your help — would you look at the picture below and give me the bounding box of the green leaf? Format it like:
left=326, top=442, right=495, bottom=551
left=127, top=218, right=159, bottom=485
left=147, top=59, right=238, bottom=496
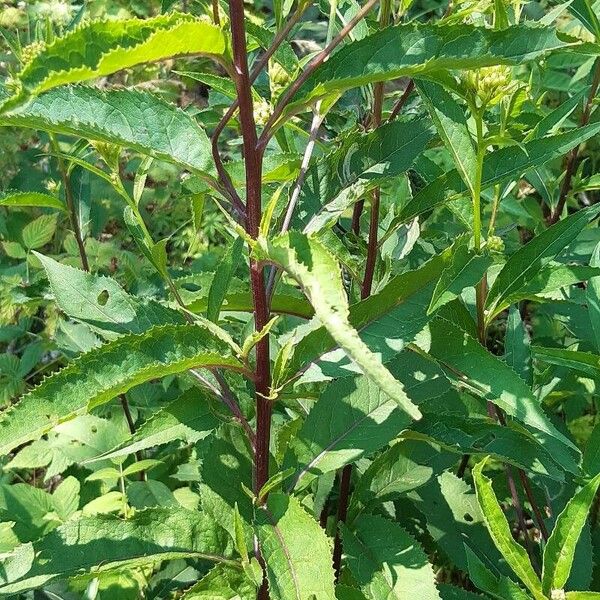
left=400, top=123, right=600, bottom=225
left=287, top=375, right=412, bottom=491
left=0, top=324, right=243, bottom=456
left=566, top=593, right=600, bottom=599
left=21, top=213, right=57, bottom=249
left=425, top=316, right=579, bottom=470
left=428, top=236, right=492, bottom=314
left=0, top=190, right=65, bottom=210
left=0, top=508, right=236, bottom=595
left=293, top=118, right=434, bottom=233
left=569, top=0, right=600, bottom=38
left=283, top=244, right=453, bottom=386
left=437, top=584, right=485, bottom=600
left=207, top=236, right=244, bottom=322
left=180, top=564, right=257, bottom=600
left=35, top=252, right=184, bottom=338
left=341, top=515, right=440, bottom=599
left=89, top=390, right=220, bottom=461
left=284, top=23, right=576, bottom=117
left=1, top=86, right=216, bottom=179
left=542, top=472, right=600, bottom=595
left=6, top=13, right=229, bottom=108
left=532, top=346, right=600, bottom=380
left=486, top=204, right=600, bottom=319
left=255, top=493, right=336, bottom=600
left=504, top=306, right=532, bottom=386
left=472, top=459, right=544, bottom=600
left=586, top=241, right=600, bottom=352
left=583, top=421, right=600, bottom=476
left=256, top=232, right=421, bottom=420
left=409, top=414, right=564, bottom=480
left=416, top=80, right=478, bottom=194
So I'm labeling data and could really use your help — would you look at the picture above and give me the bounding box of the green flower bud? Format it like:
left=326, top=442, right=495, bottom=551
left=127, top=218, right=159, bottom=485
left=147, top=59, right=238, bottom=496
left=462, top=65, right=514, bottom=106
left=253, top=98, right=272, bottom=126
left=21, top=41, right=46, bottom=66
left=485, top=235, right=505, bottom=254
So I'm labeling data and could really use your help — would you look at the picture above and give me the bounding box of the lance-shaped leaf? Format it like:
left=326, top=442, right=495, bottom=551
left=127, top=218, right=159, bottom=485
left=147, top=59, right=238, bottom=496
left=542, top=473, right=600, bottom=596
left=587, top=241, right=600, bottom=352
left=424, top=317, right=579, bottom=471
left=87, top=390, right=221, bottom=462
left=416, top=80, right=478, bottom=194
left=400, top=123, right=600, bottom=224
left=293, top=117, right=434, bottom=233
left=282, top=244, right=454, bottom=386
left=35, top=252, right=183, bottom=338
left=207, top=236, right=245, bottom=322
left=255, top=493, right=336, bottom=600
left=283, top=23, right=576, bottom=116
left=0, top=190, right=65, bottom=210
left=1, top=86, right=216, bottom=179
left=473, top=459, right=545, bottom=600
left=409, top=414, right=564, bottom=480
left=569, top=0, right=600, bottom=37
left=287, top=349, right=456, bottom=491
left=255, top=232, right=421, bottom=420
left=286, top=376, right=412, bottom=491
left=0, top=508, right=236, bottom=595
left=504, top=306, right=532, bottom=386
left=341, top=515, right=440, bottom=600
left=0, top=324, right=243, bottom=456
left=428, top=236, right=492, bottom=314
left=486, top=204, right=600, bottom=320
left=5, top=13, right=229, bottom=108
left=532, top=346, right=600, bottom=380
left=180, top=564, right=257, bottom=599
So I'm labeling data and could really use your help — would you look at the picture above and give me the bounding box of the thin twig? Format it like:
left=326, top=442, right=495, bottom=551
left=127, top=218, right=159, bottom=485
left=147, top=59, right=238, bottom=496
left=119, top=394, right=146, bottom=481
left=190, top=368, right=256, bottom=448
left=257, top=0, right=380, bottom=152
left=265, top=110, right=324, bottom=299
left=549, top=57, right=600, bottom=224
left=211, top=4, right=308, bottom=219
left=49, top=135, right=89, bottom=272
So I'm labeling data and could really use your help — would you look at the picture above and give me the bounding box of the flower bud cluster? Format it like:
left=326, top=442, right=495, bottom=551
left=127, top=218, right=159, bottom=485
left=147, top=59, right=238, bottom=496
left=253, top=98, right=273, bottom=126
left=485, top=235, right=505, bottom=254
left=462, top=65, right=514, bottom=106
left=21, top=41, right=46, bottom=66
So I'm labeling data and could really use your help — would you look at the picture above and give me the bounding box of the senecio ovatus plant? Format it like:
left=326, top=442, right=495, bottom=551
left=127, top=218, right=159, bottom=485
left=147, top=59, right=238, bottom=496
left=0, top=0, right=600, bottom=598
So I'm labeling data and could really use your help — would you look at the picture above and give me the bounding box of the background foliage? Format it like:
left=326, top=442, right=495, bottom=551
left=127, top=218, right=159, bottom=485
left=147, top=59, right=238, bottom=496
left=0, top=0, right=600, bottom=599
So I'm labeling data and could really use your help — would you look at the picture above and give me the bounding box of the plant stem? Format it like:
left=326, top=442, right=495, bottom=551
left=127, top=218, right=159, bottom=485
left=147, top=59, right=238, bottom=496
left=211, top=3, right=308, bottom=219
left=549, top=57, right=600, bottom=225
left=49, top=134, right=89, bottom=272
left=257, top=0, right=380, bottom=151
left=333, top=0, right=389, bottom=580
left=119, top=394, right=145, bottom=481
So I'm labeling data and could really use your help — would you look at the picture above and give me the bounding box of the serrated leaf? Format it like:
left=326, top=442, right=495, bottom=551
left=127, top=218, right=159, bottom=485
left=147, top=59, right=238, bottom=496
left=424, top=316, right=579, bottom=471
left=89, top=389, right=220, bottom=461
left=180, top=564, right=257, bottom=599
left=283, top=23, right=575, bottom=117
left=428, top=236, right=492, bottom=314
left=35, top=252, right=184, bottom=338
left=542, top=473, right=600, bottom=595
left=504, top=306, right=532, bottom=386
left=0, top=190, right=65, bottom=210
left=7, top=14, right=229, bottom=107
left=400, top=123, right=600, bottom=225
left=1, top=86, right=216, bottom=179
left=473, top=459, right=544, bottom=600
left=486, top=204, right=600, bottom=319
left=21, top=213, right=57, bottom=250
left=417, top=80, right=478, bottom=194
left=287, top=375, right=412, bottom=491
left=255, top=493, right=336, bottom=600
left=256, top=232, right=421, bottom=420
left=0, top=324, right=243, bottom=456
left=341, top=514, right=440, bottom=600
left=207, top=236, right=244, bottom=322
left=0, top=508, right=236, bottom=595
left=532, top=346, right=600, bottom=380
left=293, top=117, right=434, bottom=233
